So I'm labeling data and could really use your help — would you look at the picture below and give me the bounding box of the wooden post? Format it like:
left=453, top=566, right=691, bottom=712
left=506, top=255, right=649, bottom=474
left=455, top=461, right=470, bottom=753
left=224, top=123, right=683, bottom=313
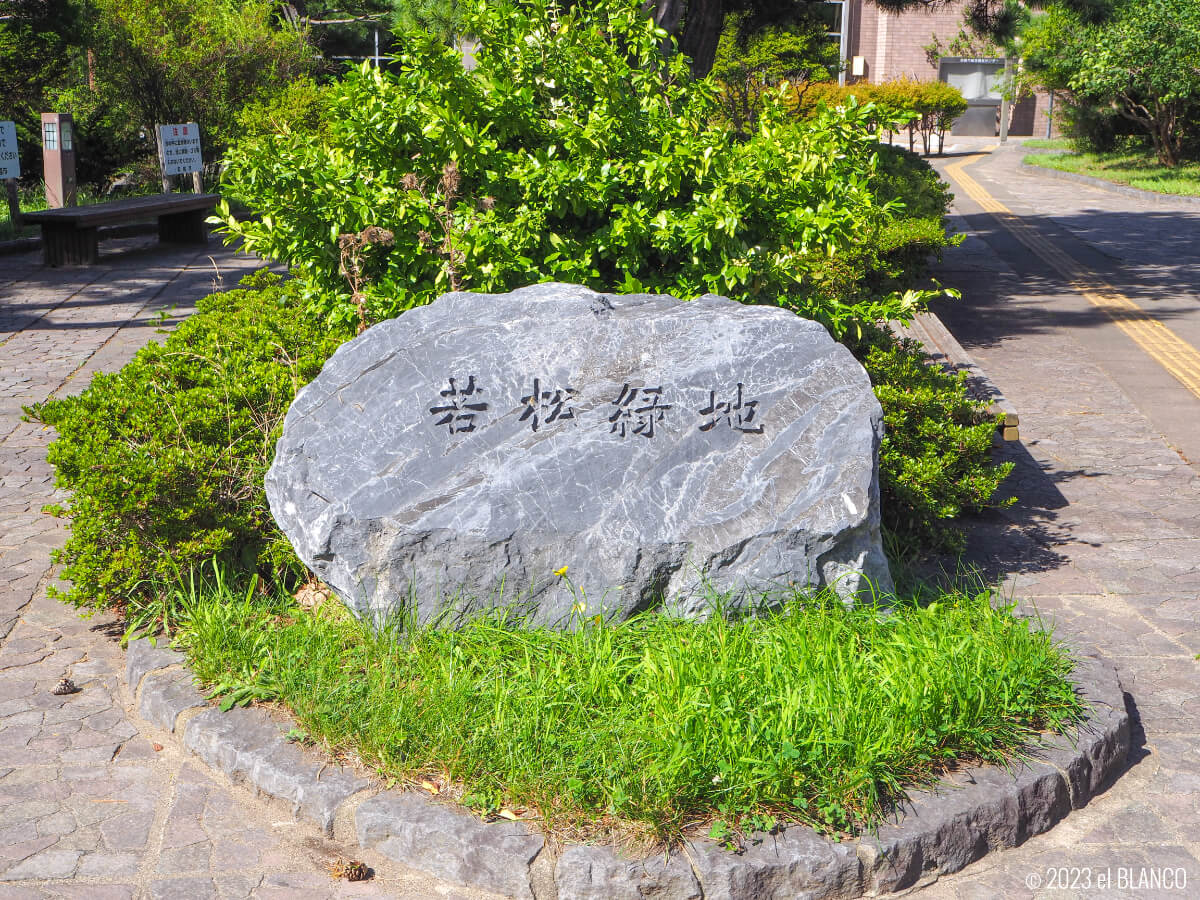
left=4, top=179, right=20, bottom=231
left=191, top=170, right=203, bottom=194
left=155, top=124, right=171, bottom=192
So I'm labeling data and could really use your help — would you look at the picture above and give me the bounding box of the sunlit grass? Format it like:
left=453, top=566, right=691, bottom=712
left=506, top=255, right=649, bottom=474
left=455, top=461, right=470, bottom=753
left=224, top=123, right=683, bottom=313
left=1025, top=147, right=1200, bottom=197
left=169, top=566, right=1082, bottom=845
left=1021, top=138, right=1073, bottom=152
left=0, top=184, right=48, bottom=241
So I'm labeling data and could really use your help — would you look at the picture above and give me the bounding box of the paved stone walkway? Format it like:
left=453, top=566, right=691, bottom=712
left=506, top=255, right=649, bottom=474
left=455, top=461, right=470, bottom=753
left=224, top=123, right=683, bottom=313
left=912, top=143, right=1200, bottom=898
left=0, top=238, right=488, bottom=899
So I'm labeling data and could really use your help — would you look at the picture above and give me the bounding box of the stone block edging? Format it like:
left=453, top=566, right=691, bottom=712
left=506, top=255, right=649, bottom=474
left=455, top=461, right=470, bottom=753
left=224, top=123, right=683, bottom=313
left=1018, top=158, right=1200, bottom=209
left=124, top=638, right=1129, bottom=899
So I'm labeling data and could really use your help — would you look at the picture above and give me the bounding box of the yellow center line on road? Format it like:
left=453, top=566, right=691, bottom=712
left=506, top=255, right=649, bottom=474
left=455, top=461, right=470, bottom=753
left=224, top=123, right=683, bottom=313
left=943, top=150, right=1200, bottom=398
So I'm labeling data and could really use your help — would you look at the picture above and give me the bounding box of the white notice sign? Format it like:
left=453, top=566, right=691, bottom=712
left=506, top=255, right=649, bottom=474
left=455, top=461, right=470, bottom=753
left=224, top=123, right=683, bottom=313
left=0, top=121, right=20, bottom=180
left=158, top=122, right=203, bottom=176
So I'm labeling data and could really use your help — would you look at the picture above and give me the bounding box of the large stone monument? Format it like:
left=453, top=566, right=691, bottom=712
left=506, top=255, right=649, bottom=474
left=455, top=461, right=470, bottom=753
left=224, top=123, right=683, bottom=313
left=266, top=284, right=891, bottom=627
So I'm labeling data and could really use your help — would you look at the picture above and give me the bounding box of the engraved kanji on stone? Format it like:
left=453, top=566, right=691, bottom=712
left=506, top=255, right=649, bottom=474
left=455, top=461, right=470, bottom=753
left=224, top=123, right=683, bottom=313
left=519, top=378, right=576, bottom=432
left=698, top=383, right=764, bottom=434
left=609, top=384, right=672, bottom=438
left=429, top=376, right=488, bottom=434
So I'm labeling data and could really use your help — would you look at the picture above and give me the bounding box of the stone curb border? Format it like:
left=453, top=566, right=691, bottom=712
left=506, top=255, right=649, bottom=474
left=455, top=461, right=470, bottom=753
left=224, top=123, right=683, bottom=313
left=1018, top=157, right=1200, bottom=210
left=124, top=639, right=1130, bottom=899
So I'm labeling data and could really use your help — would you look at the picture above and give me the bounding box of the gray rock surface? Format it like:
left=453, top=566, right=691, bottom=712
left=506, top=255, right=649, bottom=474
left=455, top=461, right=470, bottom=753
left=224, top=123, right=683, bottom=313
left=855, top=759, right=1072, bottom=894
left=686, top=828, right=863, bottom=900
left=267, top=284, right=891, bottom=627
left=181, top=707, right=370, bottom=834
left=125, top=639, right=184, bottom=692
left=138, top=670, right=206, bottom=732
left=554, top=845, right=702, bottom=899
left=355, top=792, right=545, bottom=899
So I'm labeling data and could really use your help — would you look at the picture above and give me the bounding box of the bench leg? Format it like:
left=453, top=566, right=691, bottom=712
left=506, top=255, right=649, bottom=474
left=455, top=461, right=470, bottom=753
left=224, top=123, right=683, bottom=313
left=41, top=224, right=99, bottom=266
left=158, top=210, right=209, bottom=244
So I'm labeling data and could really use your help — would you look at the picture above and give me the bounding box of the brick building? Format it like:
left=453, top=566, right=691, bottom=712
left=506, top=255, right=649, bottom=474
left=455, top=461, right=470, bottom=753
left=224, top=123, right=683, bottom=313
left=828, top=0, right=1055, bottom=137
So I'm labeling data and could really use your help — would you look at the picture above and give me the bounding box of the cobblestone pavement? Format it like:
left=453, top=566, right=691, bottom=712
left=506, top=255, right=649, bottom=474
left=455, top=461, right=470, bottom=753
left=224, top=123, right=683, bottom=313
left=912, top=143, right=1200, bottom=898
left=0, top=238, right=490, bottom=899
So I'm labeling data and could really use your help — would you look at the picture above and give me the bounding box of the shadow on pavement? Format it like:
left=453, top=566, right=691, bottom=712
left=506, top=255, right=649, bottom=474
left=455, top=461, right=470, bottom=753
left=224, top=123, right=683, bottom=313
left=904, top=438, right=1081, bottom=595
left=932, top=208, right=1200, bottom=350
left=0, top=241, right=259, bottom=335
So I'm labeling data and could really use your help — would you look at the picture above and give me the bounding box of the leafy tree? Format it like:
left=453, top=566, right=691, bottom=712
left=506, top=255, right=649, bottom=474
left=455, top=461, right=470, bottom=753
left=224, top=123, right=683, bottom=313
left=710, top=9, right=838, bottom=136
left=284, top=0, right=394, bottom=70
left=1012, top=2, right=1081, bottom=94
left=1069, top=0, right=1200, bottom=166
left=390, top=0, right=465, bottom=44
left=0, top=0, right=82, bottom=171
left=1016, top=0, right=1200, bottom=165
left=85, top=0, right=317, bottom=159
left=44, top=81, right=152, bottom=190
left=923, top=19, right=1001, bottom=70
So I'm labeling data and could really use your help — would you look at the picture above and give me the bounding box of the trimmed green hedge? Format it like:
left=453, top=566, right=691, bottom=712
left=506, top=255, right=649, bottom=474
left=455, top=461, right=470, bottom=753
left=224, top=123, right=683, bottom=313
left=798, top=78, right=969, bottom=156
left=28, top=271, right=353, bottom=618
left=858, top=332, right=1014, bottom=552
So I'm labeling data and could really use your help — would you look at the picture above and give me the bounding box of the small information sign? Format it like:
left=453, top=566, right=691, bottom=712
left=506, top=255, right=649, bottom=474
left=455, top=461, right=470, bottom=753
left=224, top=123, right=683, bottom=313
left=157, top=123, right=203, bottom=176
left=0, top=121, right=20, bottom=180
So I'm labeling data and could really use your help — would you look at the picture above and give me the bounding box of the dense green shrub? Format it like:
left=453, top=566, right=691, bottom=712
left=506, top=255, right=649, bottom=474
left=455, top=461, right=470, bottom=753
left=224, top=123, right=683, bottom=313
left=28, top=272, right=351, bottom=617
left=871, top=144, right=953, bottom=219
left=822, top=145, right=957, bottom=306
left=219, top=0, right=950, bottom=339
left=857, top=331, right=1014, bottom=551
left=232, top=76, right=331, bottom=144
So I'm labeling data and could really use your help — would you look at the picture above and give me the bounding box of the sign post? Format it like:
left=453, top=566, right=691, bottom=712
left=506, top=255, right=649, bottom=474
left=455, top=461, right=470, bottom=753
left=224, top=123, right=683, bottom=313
left=999, top=57, right=1014, bottom=143
left=0, top=120, right=20, bottom=229
left=156, top=123, right=204, bottom=193
left=41, top=112, right=76, bottom=208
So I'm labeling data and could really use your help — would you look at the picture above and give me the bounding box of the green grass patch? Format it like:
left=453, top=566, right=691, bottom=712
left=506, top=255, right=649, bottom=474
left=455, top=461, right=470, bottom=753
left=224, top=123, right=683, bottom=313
left=1020, top=138, right=1073, bottom=152
left=1024, top=148, right=1200, bottom=196
left=171, top=567, right=1082, bottom=846
left=0, top=184, right=48, bottom=241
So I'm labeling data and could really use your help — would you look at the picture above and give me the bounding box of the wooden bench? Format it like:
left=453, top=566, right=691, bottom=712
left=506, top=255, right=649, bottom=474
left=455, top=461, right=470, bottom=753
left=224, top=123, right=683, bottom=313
left=23, top=193, right=219, bottom=266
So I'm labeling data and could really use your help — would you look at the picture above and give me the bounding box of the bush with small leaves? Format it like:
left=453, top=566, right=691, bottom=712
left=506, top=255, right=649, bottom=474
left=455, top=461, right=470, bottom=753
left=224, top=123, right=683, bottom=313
left=28, top=271, right=353, bottom=619
left=856, top=331, right=1014, bottom=551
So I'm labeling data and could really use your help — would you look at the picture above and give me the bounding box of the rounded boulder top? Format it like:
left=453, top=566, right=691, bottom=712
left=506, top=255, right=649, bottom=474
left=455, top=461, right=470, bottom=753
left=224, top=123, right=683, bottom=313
left=266, top=283, right=891, bottom=628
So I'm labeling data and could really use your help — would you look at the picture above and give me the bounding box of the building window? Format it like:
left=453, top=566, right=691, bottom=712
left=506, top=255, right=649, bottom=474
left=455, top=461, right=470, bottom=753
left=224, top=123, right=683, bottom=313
left=941, top=60, right=1004, bottom=101
left=43, top=121, right=58, bottom=151
left=822, top=1, right=850, bottom=85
